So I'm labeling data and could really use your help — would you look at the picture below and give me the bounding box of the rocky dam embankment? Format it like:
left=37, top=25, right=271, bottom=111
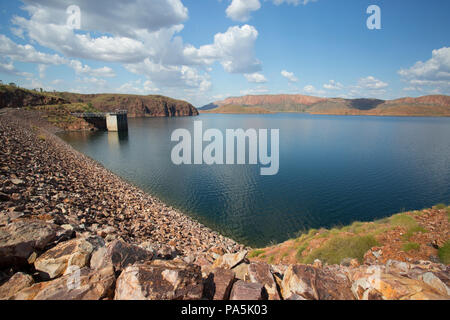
left=0, top=110, right=449, bottom=300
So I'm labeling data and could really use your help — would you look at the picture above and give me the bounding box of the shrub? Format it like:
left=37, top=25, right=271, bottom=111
left=402, top=225, right=428, bottom=240
left=301, top=235, right=378, bottom=264
left=402, top=242, right=420, bottom=252
left=438, top=241, right=450, bottom=264
left=435, top=203, right=446, bottom=210
left=248, top=249, right=265, bottom=258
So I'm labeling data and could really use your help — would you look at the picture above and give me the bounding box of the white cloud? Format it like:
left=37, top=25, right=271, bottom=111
left=125, top=59, right=211, bottom=92
left=226, top=0, right=261, bottom=22
left=18, top=0, right=188, bottom=37
left=323, top=79, right=344, bottom=90
left=398, top=47, right=450, bottom=93
left=356, top=76, right=388, bottom=90
left=0, top=61, right=31, bottom=77
left=117, top=79, right=160, bottom=95
left=281, top=70, right=298, bottom=83
left=224, top=0, right=316, bottom=22
left=184, top=25, right=261, bottom=74
left=303, top=84, right=324, bottom=95
left=0, top=34, right=66, bottom=65
left=37, top=64, right=47, bottom=79
left=240, top=85, right=269, bottom=95
left=69, top=60, right=116, bottom=78
left=10, top=1, right=263, bottom=97
left=0, top=34, right=115, bottom=79
left=244, top=72, right=267, bottom=83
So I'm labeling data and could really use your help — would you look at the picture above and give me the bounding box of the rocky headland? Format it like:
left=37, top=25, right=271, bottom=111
left=0, top=109, right=449, bottom=300
left=0, top=84, right=199, bottom=119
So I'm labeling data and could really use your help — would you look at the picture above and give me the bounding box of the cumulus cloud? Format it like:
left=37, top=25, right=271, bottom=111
left=244, top=72, right=267, bottom=83
left=303, top=84, right=324, bottom=95
left=356, top=76, right=388, bottom=90
left=323, top=80, right=344, bottom=90
left=0, top=34, right=66, bottom=65
left=226, top=0, right=261, bottom=22
left=184, top=25, right=261, bottom=74
left=398, top=47, right=450, bottom=92
left=0, top=34, right=116, bottom=79
left=281, top=70, right=298, bottom=83
left=9, top=0, right=264, bottom=96
left=18, top=0, right=188, bottom=37
left=125, top=59, right=211, bottom=92
left=69, top=60, right=116, bottom=78
left=224, top=0, right=316, bottom=22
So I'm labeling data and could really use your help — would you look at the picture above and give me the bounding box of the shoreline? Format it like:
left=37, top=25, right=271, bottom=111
left=0, top=109, right=245, bottom=258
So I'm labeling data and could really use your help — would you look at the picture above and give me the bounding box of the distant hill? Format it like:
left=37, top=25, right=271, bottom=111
left=0, top=85, right=198, bottom=117
left=202, top=94, right=450, bottom=117
left=200, top=105, right=274, bottom=114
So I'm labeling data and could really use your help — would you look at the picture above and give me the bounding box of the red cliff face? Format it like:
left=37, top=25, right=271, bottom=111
left=58, top=93, right=199, bottom=118
left=216, top=94, right=326, bottom=107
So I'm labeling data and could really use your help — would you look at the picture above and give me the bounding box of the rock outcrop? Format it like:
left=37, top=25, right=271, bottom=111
left=56, top=92, right=199, bottom=117
left=0, top=86, right=68, bottom=109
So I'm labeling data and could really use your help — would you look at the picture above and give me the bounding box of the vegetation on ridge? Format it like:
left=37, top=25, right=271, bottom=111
left=250, top=204, right=450, bottom=265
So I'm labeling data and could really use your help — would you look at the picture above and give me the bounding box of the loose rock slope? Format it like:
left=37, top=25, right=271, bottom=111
left=0, top=110, right=449, bottom=300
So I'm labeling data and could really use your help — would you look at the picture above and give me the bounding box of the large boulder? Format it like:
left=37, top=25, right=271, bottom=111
left=212, top=251, right=248, bottom=269
left=90, top=239, right=154, bottom=273
left=203, top=268, right=235, bottom=300
left=232, top=262, right=250, bottom=281
left=114, top=260, right=203, bottom=300
left=12, top=266, right=116, bottom=300
left=230, top=280, right=266, bottom=300
left=351, top=267, right=449, bottom=300
left=0, top=220, right=71, bottom=268
left=248, top=262, right=280, bottom=300
left=281, top=265, right=354, bottom=300
left=0, top=272, right=34, bottom=300
left=34, top=238, right=95, bottom=279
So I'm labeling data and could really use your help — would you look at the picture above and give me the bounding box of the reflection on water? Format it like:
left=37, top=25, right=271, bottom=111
left=107, top=131, right=129, bottom=150
left=58, top=114, right=450, bottom=247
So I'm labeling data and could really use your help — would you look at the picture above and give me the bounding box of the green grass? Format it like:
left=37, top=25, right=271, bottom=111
left=389, top=213, right=419, bottom=229
left=435, top=203, right=447, bottom=209
left=402, top=225, right=428, bottom=241
left=295, top=243, right=309, bottom=261
left=248, top=249, right=265, bottom=258
left=438, top=240, right=450, bottom=264
left=300, top=235, right=379, bottom=264
left=402, top=242, right=420, bottom=252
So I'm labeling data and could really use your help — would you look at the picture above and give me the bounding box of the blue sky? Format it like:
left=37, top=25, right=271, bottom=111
left=0, top=0, right=449, bottom=106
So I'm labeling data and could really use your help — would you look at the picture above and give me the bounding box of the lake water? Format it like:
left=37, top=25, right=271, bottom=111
left=58, top=114, right=450, bottom=247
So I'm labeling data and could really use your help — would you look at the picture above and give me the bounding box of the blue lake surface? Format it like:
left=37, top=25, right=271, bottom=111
left=58, top=114, right=450, bottom=247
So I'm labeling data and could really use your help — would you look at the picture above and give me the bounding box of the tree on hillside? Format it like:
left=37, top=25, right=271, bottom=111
left=9, top=82, right=16, bottom=87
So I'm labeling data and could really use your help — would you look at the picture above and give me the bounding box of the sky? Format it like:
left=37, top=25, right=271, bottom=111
left=0, top=0, right=449, bottom=106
